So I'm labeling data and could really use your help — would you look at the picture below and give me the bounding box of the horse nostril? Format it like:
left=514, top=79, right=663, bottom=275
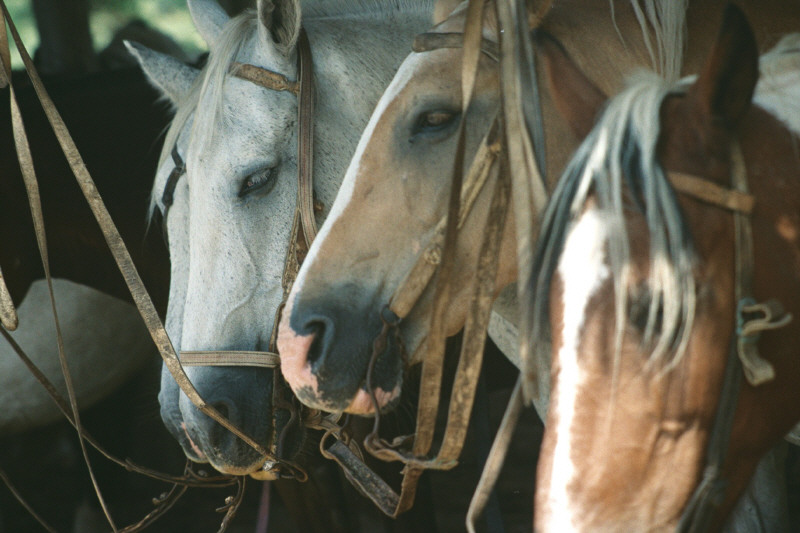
left=304, top=317, right=331, bottom=367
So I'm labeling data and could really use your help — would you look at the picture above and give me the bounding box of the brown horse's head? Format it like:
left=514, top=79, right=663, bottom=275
left=531, top=6, right=800, bottom=530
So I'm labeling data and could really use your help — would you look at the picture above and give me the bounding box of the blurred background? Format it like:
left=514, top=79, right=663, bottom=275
left=4, top=0, right=253, bottom=73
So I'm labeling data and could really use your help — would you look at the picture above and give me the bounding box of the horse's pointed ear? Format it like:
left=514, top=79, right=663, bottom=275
left=257, top=0, right=301, bottom=53
left=536, top=30, right=605, bottom=139
left=188, top=0, right=230, bottom=48
left=433, top=0, right=462, bottom=25
left=687, top=4, right=758, bottom=130
left=126, top=41, right=199, bottom=104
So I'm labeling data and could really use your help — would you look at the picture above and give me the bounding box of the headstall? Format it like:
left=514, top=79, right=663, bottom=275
left=677, top=143, right=792, bottom=532
left=160, top=28, right=318, bottom=481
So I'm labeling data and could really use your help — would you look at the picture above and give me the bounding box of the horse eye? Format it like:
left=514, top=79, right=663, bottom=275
left=239, top=167, right=277, bottom=198
left=412, top=110, right=459, bottom=136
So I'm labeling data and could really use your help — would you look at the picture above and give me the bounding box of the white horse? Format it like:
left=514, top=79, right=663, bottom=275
left=128, top=0, right=443, bottom=477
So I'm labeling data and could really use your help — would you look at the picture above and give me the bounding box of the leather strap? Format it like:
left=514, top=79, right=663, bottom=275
left=413, top=32, right=500, bottom=62
left=466, top=377, right=524, bottom=532
left=389, top=119, right=502, bottom=319
left=180, top=351, right=281, bottom=368
left=677, top=142, right=784, bottom=531
left=0, top=265, right=17, bottom=331
left=295, top=29, right=318, bottom=245
left=232, top=62, right=300, bottom=95
left=160, top=144, right=185, bottom=218
left=340, top=1, right=521, bottom=517
left=164, top=29, right=317, bottom=374
left=0, top=7, right=118, bottom=527
left=495, top=0, right=549, bottom=405
left=668, top=170, right=755, bottom=213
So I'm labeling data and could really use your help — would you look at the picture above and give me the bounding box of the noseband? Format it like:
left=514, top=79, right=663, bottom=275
left=160, top=29, right=318, bottom=480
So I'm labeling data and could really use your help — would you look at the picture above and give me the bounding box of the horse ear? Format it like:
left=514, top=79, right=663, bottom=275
left=257, top=0, right=301, bottom=53
left=188, top=0, right=230, bottom=48
left=125, top=41, right=200, bottom=104
left=686, top=4, right=758, bottom=130
left=536, top=31, right=605, bottom=139
left=433, top=0, right=462, bottom=25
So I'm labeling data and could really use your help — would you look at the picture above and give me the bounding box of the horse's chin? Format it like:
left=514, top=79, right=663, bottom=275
left=345, top=383, right=402, bottom=415
left=180, top=422, right=209, bottom=463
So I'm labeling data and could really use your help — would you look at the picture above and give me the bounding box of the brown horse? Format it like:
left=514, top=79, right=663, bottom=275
left=529, top=6, right=800, bottom=530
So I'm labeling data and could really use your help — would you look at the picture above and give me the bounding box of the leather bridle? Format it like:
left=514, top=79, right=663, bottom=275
left=317, top=0, right=549, bottom=515
left=157, top=28, right=318, bottom=480
left=676, top=143, right=791, bottom=532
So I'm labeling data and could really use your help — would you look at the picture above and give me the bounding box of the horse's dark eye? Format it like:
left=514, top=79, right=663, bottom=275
left=412, top=109, right=459, bottom=137
left=239, top=167, right=277, bottom=198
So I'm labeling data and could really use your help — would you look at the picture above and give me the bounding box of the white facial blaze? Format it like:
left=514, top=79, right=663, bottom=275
left=294, top=53, right=424, bottom=292
left=545, top=207, right=611, bottom=531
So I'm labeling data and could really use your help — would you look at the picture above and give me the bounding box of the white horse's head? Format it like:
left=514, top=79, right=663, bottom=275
left=130, top=0, right=433, bottom=476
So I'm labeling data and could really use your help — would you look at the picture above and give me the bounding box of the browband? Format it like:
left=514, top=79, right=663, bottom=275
left=412, top=32, right=500, bottom=62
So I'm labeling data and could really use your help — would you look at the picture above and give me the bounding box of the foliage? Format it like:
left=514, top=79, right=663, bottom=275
left=4, top=0, right=204, bottom=69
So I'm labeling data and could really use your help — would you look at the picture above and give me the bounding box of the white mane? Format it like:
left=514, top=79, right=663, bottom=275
left=154, top=10, right=256, bottom=216
left=754, top=33, right=800, bottom=135
left=628, top=0, right=688, bottom=81
left=529, top=72, right=696, bottom=370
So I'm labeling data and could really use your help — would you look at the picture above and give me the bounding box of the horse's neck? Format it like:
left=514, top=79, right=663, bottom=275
left=538, top=2, right=662, bottom=193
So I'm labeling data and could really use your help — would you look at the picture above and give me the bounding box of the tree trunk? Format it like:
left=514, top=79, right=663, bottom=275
left=32, top=0, right=97, bottom=75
